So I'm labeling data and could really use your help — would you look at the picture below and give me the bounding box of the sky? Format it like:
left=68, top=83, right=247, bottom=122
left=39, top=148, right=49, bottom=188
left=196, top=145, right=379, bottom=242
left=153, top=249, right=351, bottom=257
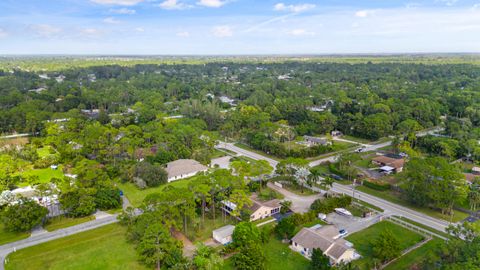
left=1, top=0, right=480, bottom=55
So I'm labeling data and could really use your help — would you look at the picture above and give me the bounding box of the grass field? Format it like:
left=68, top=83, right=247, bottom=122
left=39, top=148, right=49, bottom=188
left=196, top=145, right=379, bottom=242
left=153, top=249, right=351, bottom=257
left=346, top=221, right=424, bottom=270
left=188, top=215, right=236, bottom=242
left=5, top=224, right=147, bottom=270
left=356, top=185, right=469, bottom=222
left=224, top=235, right=310, bottom=270
left=385, top=238, right=443, bottom=270
left=18, top=166, right=65, bottom=186
left=0, top=223, right=30, bottom=246
left=44, top=215, right=96, bottom=232
left=118, top=176, right=197, bottom=207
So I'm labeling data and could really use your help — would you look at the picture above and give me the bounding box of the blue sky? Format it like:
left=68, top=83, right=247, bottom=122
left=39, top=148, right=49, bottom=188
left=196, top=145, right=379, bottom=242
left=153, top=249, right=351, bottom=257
left=1, top=0, right=480, bottom=54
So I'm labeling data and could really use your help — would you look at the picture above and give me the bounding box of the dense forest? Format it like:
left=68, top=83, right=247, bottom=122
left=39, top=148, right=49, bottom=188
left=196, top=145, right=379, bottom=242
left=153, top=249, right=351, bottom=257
left=2, top=60, right=480, bottom=159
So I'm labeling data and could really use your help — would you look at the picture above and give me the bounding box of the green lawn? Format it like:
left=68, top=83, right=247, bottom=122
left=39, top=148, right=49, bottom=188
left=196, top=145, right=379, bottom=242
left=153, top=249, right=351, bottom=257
left=36, top=146, right=57, bottom=159
left=118, top=176, right=197, bottom=207
left=385, top=238, right=443, bottom=270
left=356, top=185, right=469, bottom=222
left=224, top=236, right=310, bottom=270
left=18, top=165, right=65, bottom=186
left=0, top=223, right=30, bottom=246
left=346, top=221, right=424, bottom=270
left=282, top=183, right=317, bottom=196
left=43, top=215, right=96, bottom=232
left=188, top=215, right=236, bottom=242
left=392, top=216, right=450, bottom=239
left=211, top=149, right=227, bottom=159
left=341, top=135, right=373, bottom=144
left=5, top=224, right=147, bottom=270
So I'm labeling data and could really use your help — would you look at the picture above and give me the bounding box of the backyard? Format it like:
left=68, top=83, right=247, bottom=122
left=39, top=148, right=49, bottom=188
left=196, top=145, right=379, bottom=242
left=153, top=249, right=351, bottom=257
left=346, top=221, right=425, bottom=270
left=224, top=232, right=310, bottom=270
left=117, top=176, right=197, bottom=207
left=5, top=224, right=147, bottom=270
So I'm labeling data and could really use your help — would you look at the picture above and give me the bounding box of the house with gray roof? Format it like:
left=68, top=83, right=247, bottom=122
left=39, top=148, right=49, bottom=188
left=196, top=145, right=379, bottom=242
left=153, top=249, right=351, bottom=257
left=165, top=159, right=208, bottom=182
left=290, top=225, right=359, bottom=265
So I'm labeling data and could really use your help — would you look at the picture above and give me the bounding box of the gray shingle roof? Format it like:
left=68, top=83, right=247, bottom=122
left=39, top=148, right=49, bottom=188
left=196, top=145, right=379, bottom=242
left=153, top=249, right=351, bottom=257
left=165, top=159, right=208, bottom=179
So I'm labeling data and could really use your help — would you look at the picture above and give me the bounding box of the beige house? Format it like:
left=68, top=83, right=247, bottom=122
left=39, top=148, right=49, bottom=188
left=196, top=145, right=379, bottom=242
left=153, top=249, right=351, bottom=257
left=221, top=196, right=281, bottom=222
left=372, top=155, right=405, bottom=173
left=165, top=159, right=208, bottom=182
left=248, top=198, right=281, bottom=221
left=290, top=225, right=359, bottom=265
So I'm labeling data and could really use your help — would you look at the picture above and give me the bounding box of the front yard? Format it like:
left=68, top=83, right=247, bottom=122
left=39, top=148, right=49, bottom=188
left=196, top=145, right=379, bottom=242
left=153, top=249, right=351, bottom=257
left=43, top=215, right=96, bottom=232
left=0, top=223, right=30, bottom=246
left=5, top=224, right=146, bottom=270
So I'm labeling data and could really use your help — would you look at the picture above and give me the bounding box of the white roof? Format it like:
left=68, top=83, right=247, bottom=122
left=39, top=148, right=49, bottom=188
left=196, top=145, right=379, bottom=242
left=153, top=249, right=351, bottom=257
left=165, top=159, right=208, bottom=179
left=472, top=167, right=480, bottom=172
left=213, top=225, right=235, bottom=239
left=380, top=165, right=395, bottom=172
left=335, top=208, right=352, bottom=216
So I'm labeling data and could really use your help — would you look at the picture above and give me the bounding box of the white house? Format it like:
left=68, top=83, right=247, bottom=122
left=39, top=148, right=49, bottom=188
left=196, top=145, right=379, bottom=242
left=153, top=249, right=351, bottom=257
left=212, top=224, right=235, bottom=245
left=291, top=225, right=359, bottom=265
left=165, top=159, right=208, bottom=182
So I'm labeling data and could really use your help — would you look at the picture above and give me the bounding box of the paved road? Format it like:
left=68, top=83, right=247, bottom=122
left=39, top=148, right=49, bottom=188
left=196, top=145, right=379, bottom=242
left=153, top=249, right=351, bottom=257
left=0, top=214, right=119, bottom=270
left=216, top=142, right=279, bottom=167
left=329, top=183, right=451, bottom=232
left=218, top=131, right=452, bottom=233
left=267, top=182, right=322, bottom=213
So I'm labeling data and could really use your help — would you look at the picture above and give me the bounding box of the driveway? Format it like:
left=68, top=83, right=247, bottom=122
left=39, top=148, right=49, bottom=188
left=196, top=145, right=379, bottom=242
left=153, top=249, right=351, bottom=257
left=267, top=182, right=322, bottom=213
left=325, top=212, right=382, bottom=235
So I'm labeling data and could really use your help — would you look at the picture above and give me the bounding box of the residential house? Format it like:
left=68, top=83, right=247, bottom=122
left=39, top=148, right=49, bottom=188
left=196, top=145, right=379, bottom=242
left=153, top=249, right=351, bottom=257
left=165, top=159, right=208, bottom=182
left=331, top=130, right=343, bottom=137
left=290, top=225, right=359, bottom=265
left=304, top=136, right=332, bottom=147
left=372, top=155, right=405, bottom=173
left=472, top=167, right=480, bottom=175
left=212, top=225, right=235, bottom=245
left=221, top=196, right=281, bottom=222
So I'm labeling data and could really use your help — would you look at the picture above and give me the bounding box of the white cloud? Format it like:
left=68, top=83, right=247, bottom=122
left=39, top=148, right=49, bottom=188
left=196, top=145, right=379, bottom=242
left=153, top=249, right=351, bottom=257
left=29, top=24, right=62, bottom=38
left=90, top=0, right=144, bottom=6
left=212, top=25, right=233, bottom=37
left=103, top=17, right=121, bottom=24
left=135, top=27, right=145, bottom=32
left=274, top=3, right=315, bottom=13
left=0, top=28, right=8, bottom=38
left=436, top=0, right=459, bottom=6
left=197, top=0, right=227, bottom=8
left=158, top=0, right=191, bottom=10
left=176, top=31, right=190, bottom=37
left=355, top=9, right=376, bottom=18
left=288, top=28, right=315, bottom=36
left=80, top=28, right=103, bottom=37
left=109, top=8, right=136, bottom=14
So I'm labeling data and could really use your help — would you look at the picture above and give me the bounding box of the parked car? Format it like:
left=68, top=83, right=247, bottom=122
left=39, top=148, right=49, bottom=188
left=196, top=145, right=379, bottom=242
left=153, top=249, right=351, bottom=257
left=338, top=229, right=348, bottom=238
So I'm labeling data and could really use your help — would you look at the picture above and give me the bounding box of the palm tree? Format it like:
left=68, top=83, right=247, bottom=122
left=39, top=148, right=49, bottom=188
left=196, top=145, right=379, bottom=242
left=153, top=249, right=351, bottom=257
left=294, top=167, right=311, bottom=193
left=308, top=169, right=334, bottom=191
